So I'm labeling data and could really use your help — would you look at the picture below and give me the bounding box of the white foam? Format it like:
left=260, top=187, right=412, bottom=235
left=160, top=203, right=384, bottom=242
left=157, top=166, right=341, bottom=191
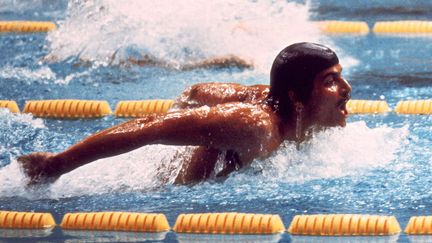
left=0, top=109, right=45, bottom=129
left=0, top=120, right=408, bottom=199
left=0, top=110, right=46, bottom=168
left=0, top=160, right=28, bottom=197
left=0, top=144, right=187, bottom=199
left=0, top=65, right=91, bottom=85
left=46, top=0, right=327, bottom=72
left=0, top=65, right=56, bottom=84
left=254, top=121, right=409, bottom=183
left=49, top=145, right=185, bottom=198
left=0, top=110, right=49, bottom=198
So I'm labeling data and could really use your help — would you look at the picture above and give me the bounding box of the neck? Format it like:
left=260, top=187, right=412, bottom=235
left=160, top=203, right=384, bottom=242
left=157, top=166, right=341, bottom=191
left=266, top=94, right=315, bottom=143
left=279, top=109, right=316, bottom=144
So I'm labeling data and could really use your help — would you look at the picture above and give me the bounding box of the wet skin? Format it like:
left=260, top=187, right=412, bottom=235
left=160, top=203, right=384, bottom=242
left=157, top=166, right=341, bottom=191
left=306, top=64, right=351, bottom=128
left=174, top=83, right=269, bottom=109
left=174, top=64, right=351, bottom=182
left=61, top=54, right=254, bottom=70
left=18, top=64, right=351, bottom=185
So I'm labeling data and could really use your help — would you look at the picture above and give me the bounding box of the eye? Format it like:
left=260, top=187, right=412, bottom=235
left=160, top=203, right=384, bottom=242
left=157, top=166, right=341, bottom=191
left=324, top=75, right=336, bottom=86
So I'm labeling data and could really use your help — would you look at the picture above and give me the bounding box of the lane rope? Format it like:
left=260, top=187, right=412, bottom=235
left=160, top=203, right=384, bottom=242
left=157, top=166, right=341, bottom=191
left=0, top=211, right=56, bottom=229
left=347, top=100, right=391, bottom=114
left=2, top=99, right=431, bottom=118
left=0, top=100, right=19, bottom=113
left=115, top=100, right=174, bottom=117
left=287, top=214, right=401, bottom=236
left=23, top=100, right=112, bottom=118
left=60, top=212, right=170, bottom=232
left=395, top=100, right=432, bottom=114
left=0, top=21, right=56, bottom=33
left=173, top=213, right=285, bottom=234
left=316, top=21, right=369, bottom=34
left=373, top=21, right=432, bottom=34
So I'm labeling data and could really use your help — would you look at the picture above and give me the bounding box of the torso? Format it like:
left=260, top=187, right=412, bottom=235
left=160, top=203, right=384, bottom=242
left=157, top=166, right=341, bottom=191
left=171, top=83, right=283, bottom=184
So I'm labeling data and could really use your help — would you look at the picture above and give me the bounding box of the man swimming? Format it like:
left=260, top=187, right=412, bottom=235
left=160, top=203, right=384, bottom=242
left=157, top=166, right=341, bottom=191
left=18, top=42, right=351, bottom=185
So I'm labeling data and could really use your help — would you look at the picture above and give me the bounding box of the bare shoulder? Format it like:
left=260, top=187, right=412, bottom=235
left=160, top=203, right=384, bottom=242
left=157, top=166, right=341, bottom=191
left=167, top=102, right=278, bottom=136
left=179, top=82, right=244, bottom=99
left=185, top=82, right=267, bottom=94
left=214, top=103, right=274, bottom=125
left=204, top=103, right=280, bottom=144
left=174, top=83, right=269, bottom=109
left=205, top=103, right=281, bottom=159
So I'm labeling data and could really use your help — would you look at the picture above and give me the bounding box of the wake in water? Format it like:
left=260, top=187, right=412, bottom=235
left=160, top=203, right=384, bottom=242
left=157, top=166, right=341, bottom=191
left=0, top=0, right=359, bottom=85
left=0, top=109, right=45, bottom=167
left=254, top=121, right=409, bottom=183
left=45, top=0, right=323, bottom=71
left=0, top=112, right=409, bottom=199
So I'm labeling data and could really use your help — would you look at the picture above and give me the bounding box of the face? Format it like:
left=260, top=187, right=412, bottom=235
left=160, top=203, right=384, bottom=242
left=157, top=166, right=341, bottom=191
left=306, top=64, right=352, bottom=128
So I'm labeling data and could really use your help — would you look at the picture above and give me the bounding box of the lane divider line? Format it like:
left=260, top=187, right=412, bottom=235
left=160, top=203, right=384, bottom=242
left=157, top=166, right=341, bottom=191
left=60, top=212, right=170, bottom=232
left=287, top=214, right=401, bottom=236
left=173, top=212, right=285, bottom=234
left=0, top=100, right=19, bottom=113
left=316, top=21, right=369, bottom=34
left=347, top=100, right=391, bottom=114
left=0, top=211, right=56, bottom=229
left=0, top=21, right=56, bottom=33
left=373, top=21, right=432, bottom=34
left=23, top=100, right=112, bottom=118
left=2, top=99, right=431, bottom=118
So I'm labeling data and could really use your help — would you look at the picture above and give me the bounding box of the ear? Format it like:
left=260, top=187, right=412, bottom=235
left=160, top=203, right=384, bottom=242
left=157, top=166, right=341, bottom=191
left=288, top=91, right=304, bottom=112
left=288, top=91, right=295, bottom=103
left=288, top=91, right=303, bottom=104
left=295, top=101, right=304, bottom=111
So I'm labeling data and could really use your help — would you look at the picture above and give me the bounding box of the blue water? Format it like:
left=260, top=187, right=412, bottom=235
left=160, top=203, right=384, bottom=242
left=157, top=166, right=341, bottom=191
left=1, top=0, right=432, bottom=242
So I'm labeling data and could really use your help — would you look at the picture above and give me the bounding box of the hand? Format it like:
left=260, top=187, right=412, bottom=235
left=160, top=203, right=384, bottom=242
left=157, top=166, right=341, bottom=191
left=17, top=152, right=60, bottom=185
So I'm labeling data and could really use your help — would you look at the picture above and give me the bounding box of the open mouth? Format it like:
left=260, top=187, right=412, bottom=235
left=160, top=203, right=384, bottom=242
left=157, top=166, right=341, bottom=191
left=337, top=98, right=349, bottom=116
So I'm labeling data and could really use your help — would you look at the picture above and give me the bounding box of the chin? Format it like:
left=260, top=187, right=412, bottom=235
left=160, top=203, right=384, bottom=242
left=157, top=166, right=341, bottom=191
left=333, top=116, right=347, bottom=127
left=312, top=120, right=346, bottom=131
left=333, top=113, right=347, bottom=127
left=324, top=117, right=346, bottom=128
left=310, top=112, right=347, bottom=129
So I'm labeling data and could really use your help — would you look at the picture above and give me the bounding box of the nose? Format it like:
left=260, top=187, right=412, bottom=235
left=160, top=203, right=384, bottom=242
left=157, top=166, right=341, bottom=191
left=340, top=78, right=352, bottom=99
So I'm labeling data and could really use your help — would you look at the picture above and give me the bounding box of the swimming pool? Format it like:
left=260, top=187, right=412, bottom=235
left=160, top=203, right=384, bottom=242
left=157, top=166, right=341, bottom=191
left=1, top=0, right=431, bottom=242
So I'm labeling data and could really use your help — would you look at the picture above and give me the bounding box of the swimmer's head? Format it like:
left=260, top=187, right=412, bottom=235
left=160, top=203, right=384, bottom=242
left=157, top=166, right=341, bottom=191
left=269, top=42, right=340, bottom=118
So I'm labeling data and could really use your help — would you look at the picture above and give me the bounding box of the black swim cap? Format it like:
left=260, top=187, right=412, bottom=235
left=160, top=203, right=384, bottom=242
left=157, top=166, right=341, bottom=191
left=269, top=42, right=339, bottom=117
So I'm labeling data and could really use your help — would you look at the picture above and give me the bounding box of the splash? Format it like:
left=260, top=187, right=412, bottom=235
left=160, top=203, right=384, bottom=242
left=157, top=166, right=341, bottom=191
left=0, top=119, right=408, bottom=199
left=0, top=109, right=46, bottom=166
left=46, top=0, right=324, bottom=71
left=0, top=110, right=47, bottom=196
left=0, top=108, right=45, bottom=129
left=0, top=142, right=190, bottom=199
left=254, top=121, right=409, bottom=182
left=0, top=65, right=91, bottom=85
left=0, top=66, right=56, bottom=84
left=49, top=145, right=185, bottom=198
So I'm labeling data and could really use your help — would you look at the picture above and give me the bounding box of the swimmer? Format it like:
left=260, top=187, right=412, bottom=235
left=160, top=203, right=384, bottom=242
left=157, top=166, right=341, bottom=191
left=123, top=54, right=253, bottom=70
left=18, top=42, right=351, bottom=185
left=44, top=52, right=253, bottom=70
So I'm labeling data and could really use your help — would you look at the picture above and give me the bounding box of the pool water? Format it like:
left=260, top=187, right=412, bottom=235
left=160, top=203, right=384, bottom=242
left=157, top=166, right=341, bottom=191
left=1, top=0, right=431, bottom=242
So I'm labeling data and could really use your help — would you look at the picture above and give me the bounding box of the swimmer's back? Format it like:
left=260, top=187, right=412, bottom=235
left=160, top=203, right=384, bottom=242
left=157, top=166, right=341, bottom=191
left=174, top=82, right=269, bottom=109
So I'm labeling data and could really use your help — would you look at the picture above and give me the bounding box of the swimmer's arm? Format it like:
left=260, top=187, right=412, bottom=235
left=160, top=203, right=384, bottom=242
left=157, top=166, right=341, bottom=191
left=21, top=104, right=274, bottom=182
left=126, top=55, right=253, bottom=70
left=180, top=55, right=253, bottom=70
